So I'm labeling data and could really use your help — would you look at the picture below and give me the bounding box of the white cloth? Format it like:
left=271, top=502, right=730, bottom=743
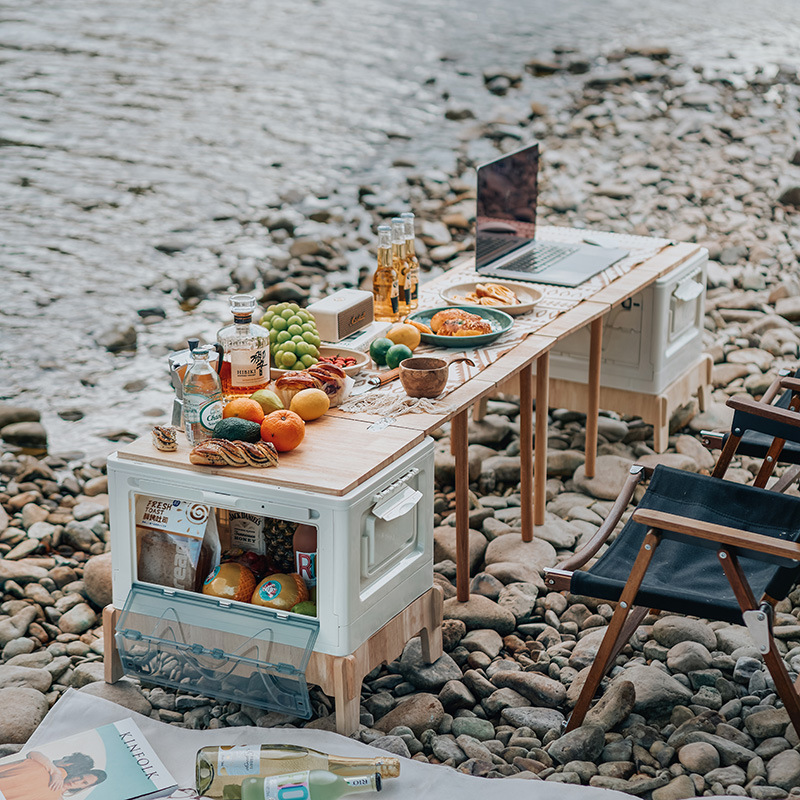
left=15, top=689, right=741, bottom=800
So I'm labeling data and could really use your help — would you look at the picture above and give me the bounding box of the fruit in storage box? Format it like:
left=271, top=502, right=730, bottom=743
left=251, top=572, right=309, bottom=610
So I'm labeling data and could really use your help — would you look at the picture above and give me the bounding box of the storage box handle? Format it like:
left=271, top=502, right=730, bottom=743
left=673, top=276, right=703, bottom=302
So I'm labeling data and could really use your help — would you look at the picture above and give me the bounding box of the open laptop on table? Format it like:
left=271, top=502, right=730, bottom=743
left=476, top=143, right=628, bottom=287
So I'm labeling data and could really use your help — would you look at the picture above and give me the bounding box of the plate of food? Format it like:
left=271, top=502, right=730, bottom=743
left=440, top=281, right=542, bottom=316
left=406, top=306, right=514, bottom=348
left=271, top=346, right=368, bottom=378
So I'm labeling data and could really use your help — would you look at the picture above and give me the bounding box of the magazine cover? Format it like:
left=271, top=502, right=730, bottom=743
left=0, top=718, right=177, bottom=800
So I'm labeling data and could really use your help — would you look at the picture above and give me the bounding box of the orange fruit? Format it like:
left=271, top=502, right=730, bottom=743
left=260, top=409, right=305, bottom=452
left=223, top=397, right=265, bottom=424
left=290, top=388, right=330, bottom=421
left=387, top=322, right=421, bottom=351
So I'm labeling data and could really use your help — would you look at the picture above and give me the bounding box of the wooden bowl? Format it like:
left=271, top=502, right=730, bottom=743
left=399, top=355, right=475, bottom=398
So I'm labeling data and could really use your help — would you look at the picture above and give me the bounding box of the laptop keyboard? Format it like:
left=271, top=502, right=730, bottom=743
left=500, top=242, right=580, bottom=274
left=476, top=234, right=525, bottom=262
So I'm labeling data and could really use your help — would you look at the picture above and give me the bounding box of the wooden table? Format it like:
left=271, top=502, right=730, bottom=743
left=334, top=239, right=706, bottom=601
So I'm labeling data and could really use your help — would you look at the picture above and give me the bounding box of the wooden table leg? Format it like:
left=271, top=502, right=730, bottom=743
left=333, top=655, right=360, bottom=736
left=585, top=317, right=604, bottom=479
left=534, top=353, right=549, bottom=528
left=453, top=409, right=470, bottom=602
left=519, top=364, right=534, bottom=542
left=103, top=605, right=124, bottom=684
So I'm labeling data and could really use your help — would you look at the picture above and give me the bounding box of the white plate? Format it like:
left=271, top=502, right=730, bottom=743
left=440, top=281, right=542, bottom=316
left=270, top=345, right=368, bottom=378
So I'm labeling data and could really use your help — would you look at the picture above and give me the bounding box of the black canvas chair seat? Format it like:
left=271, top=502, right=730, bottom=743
left=572, top=465, right=800, bottom=624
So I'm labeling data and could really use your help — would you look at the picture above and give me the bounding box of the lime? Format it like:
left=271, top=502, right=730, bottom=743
left=386, top=344, right=413, bottom=369
left=370, top=337, right=394, bottom=367
left=291, top=601, right=317, bottom=617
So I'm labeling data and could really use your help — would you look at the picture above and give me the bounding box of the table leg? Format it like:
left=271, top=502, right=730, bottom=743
left=534, top=353, right=549, bottom=528
left=585, top=317, right=604, bottom=479
left=453, top=409, right=470, bottom=602
left=519, top=364, right=534, bottom=542
left=103, top=605, right=123, bottom=684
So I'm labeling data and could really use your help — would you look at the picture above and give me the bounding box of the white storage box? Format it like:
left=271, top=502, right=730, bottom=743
left=107, top=433, right=433, bottom=716
left=547, top=249, right=708, bottom=395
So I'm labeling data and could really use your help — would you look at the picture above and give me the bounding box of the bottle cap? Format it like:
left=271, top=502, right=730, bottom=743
left=230, top=294, right=256, bottom=316
left=188, top=338, right=200, bottom=351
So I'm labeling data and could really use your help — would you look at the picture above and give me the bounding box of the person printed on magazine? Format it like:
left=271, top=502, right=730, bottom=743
left=0, top=750, right=107, bottom=800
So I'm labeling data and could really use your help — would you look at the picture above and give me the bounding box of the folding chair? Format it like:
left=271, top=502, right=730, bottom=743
left=543, top=383, right=800, bottom=735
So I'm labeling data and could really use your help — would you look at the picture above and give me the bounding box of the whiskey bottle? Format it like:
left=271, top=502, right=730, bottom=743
left=391, top=217, right=411, bottom=314
left=241, top=770, right=381, bottom=800
left=216, top=295, right=270, bottom=400
left=195, top=744, right=398, bottom=798
left=400, top=211, right=419, bottom=311
left=183, top=345, right=223, bottom=445
left=372, top=225, right=400, bottom=321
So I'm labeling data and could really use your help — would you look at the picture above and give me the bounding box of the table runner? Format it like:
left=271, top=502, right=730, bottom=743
left=341, top=228, right=673, bottom=414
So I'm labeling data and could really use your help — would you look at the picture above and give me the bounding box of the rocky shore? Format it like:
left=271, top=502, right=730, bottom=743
left=3, top=42, right=800, bottom=800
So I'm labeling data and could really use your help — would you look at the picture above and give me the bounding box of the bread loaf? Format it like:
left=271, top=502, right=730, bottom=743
left=189, top=439, right=279, bottom=468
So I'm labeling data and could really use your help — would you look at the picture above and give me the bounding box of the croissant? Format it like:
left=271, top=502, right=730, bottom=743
left=475, top=283, right=519, bottom=305
left=189, top=439, right=279, bottom=468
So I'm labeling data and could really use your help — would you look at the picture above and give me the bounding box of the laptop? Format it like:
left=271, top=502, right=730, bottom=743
left=476, top=143, right=628, bottom=287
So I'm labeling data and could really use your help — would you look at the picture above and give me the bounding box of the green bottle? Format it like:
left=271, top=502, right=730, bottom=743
left=241, top=770, right=381, bottom=800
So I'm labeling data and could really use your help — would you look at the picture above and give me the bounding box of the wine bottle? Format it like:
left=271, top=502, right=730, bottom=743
left=241, top=770, right=381, bottom=800
left=195, top=745, right=398, bottom=798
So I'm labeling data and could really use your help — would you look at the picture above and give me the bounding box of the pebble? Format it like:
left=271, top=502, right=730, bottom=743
left=374, top=693, right=444, bottom=739
left=398, top=637, right=462, bottom=691
left=0, top=687, right=49, bottom=743
left=443, top=594, right=516, bottom=635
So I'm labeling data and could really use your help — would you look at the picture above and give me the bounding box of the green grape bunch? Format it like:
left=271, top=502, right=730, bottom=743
left=261, top=302, right=322, bottom=371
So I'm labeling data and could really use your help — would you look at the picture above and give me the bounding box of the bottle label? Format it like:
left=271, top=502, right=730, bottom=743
left=199, top=399, right=223, bottom=431
left=229, top=512, right=267, bottom=553
left=231, top=348, right=268, bottom=388
left=263, top=771, right=310, bottom=800
left=218, top=745, right=261, bottom=776
left=344, top=776, right=373, bottom=788
left=295, top=550, right=316, bottom=587
left=204, top=566, right=220, bottom=585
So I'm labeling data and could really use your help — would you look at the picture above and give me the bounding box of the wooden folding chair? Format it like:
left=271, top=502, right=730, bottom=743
left=544, top=385, right=800, bottom=735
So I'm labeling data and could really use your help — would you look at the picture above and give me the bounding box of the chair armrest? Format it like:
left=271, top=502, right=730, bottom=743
left=727, top=395, right=800, bottom=430
left=632, top=508, right=800, bottom=562
left=780, top=377, right=800, bottom=395
left=555, top=466, right=647, bottom=571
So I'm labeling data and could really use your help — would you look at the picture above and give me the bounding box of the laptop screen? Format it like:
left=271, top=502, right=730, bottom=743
left=476, top=143, right=539, bottom=269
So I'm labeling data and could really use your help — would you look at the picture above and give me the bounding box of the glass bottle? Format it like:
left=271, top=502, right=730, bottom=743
left=400, top=212, right=419, bottom=311
left=216, top=295, right=270, bottom=400
left=372, top=225, right=400, bottom=322
left=183, top=346, right=223, bottom=445
left=391, top=217, right=411, bottom=314
left=241, top=770, right=381, bottom=800
left=195, top=745, right=398, bottom=798
left=293, top=523, right=317, bottom=590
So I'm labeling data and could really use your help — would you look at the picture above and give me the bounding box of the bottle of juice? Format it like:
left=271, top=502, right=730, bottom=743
left=241, top=770, right=381, bottom=800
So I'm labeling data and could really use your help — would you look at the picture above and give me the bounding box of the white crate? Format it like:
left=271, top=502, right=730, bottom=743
left=108, top=437, right=434, bottom=662
left=547, top=250, right=708, bottom=395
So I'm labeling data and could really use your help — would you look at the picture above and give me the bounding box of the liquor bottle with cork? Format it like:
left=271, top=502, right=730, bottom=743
left=183, top=345, right=224, bottom=445
left=372, top=225, right=400, bottom=322
left=195, top=744, right=398, bottom=798
left=390, top=217, right=411, bottom=314
left=216, top=295, right=270, bottom=400
left=242, top=770, right=381, bottom=800
left=399, top=211, right=419, bottom=311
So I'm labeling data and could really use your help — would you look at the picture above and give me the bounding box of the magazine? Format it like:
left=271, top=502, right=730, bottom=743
left=0, top=718, right=177, bottom=800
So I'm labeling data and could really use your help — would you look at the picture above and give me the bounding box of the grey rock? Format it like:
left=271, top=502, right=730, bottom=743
left=666, top=641, right=713, bottom=673
left=501, top=707, right=566, bottom=738
left=481, top=687, right=529, bottom=716
left=468, top=572, right=503, bottom=600
left=715, top=625, right=754, bottom=654
left=63, top=520, right=99, bottom=551
left=398, top=637, right=462, bottom=691
left=461, top=629, right=503, bottom=658
left=58, top=602, right=97, bottom=634
left=653, top=616, right=717, bottom=650
left=490, top=670, right=566, bottom=708
left=71, top=501, right=105, bottom=521
left=6, top=651, right=52, bottom=669
left=374, top=693, right=444, bottom=739
left=83, top=552, right=113, bottom=608
left=95, top=323, right=137, bottom=352
left=572, top=455, right=636, bottom=500
left=451, top=716, right=495, bottom=741
left=569, top=627, right=607, bottom=671
left=79, top=679, right=153, bottom=716
left=439, top=680, right=476, bottom=711
left=2, top=638, right=35, bottom=659
left=678, top=741, right=720, bottom=772
left=609, top=665, right=692, bottom=718
left=547, top=450, right=586, bottom=477
left=369, top=735, right=410, bottom=759
left=483, top=534, right=557, bottom=573
left=0, top=606, right=38, bottom=646
left=684, top=731, right=755, bottom=766
left=745, top=707, right=790, bottom=739
left=766, top=749, right=800, bottom=791
left=0, top=422, right=47, bottom=448
left=705, top=764, right=747, bottom=787
left=433, top=526, right=487, bottom=574
left=497, top=582, right=538, bottom=620
left=549, top=725, right=604, bottom=765
left=583, top=679, right=635, bottom=732
left=650, top=775, right=696, bottom=800
left=431, top=734, right=466, bottom=764
left=443, top=595, right=516, bottom=635
left=0, top=687, right=48, bottom=743
left=0, top=664, right=52, bottom=692
left=68, top=661, right=106, bottom=688
left=0, top=404, right=40, bottom=429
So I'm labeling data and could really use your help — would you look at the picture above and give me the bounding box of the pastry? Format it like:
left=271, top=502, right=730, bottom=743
left=189, top=439, right=279, bottom=468
left=151, top=425, right=178, bottom=451
left=430, top=308, right=477, bottom=333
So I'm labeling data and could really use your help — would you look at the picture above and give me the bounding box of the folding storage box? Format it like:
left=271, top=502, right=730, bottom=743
left=547, top=249, right=708, bottom=395
left=107, top=430, right=434, bottom=718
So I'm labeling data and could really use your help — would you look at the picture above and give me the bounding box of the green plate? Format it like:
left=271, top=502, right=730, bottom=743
left=407, top=306, right=514, bottom=348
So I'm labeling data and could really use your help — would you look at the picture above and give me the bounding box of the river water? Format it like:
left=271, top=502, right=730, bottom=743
left=1, top=0, right=799, bottom=456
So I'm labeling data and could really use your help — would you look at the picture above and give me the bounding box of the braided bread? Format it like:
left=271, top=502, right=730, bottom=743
left=189, top=439, right=279, bottom=468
